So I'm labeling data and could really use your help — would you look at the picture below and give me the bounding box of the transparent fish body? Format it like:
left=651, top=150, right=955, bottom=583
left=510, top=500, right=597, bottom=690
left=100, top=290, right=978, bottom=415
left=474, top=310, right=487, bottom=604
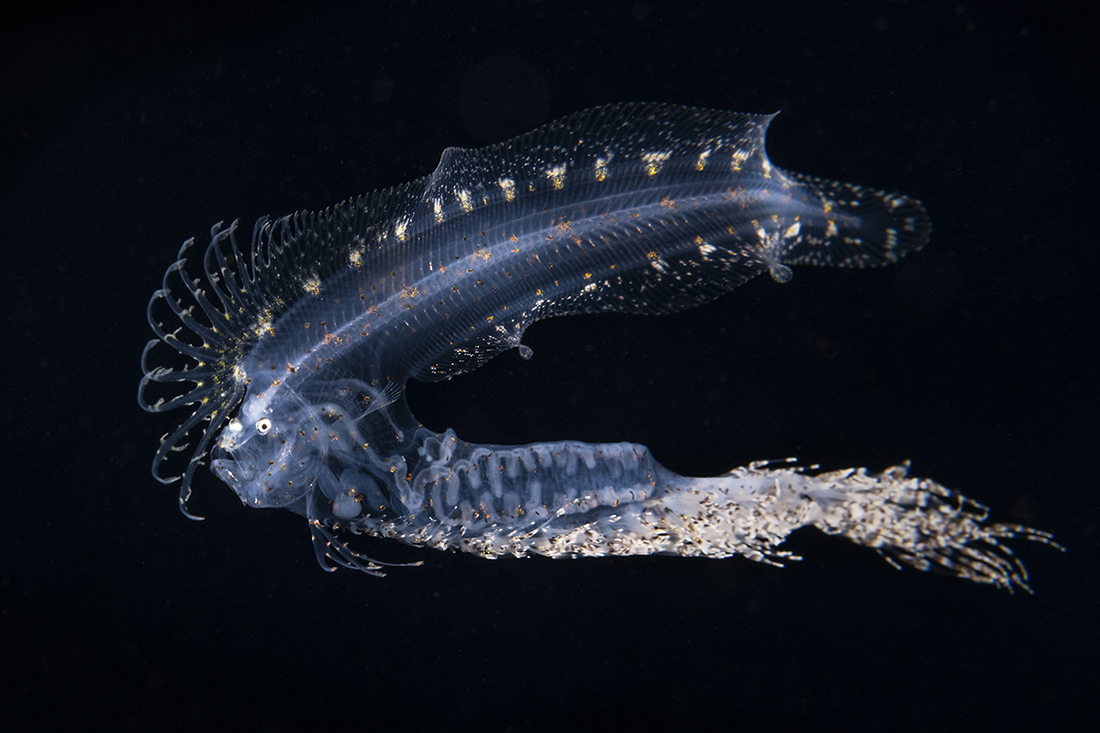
left=139, top=103, right=1055, bottom=590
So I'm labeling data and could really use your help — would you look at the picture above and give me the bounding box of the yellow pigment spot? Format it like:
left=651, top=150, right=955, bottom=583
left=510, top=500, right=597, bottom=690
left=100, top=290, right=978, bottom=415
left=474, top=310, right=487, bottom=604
left=394, top=217, right=410, bottom=241
left=642, top=151, right=671, bottom=176
left=731, top=149, right=750, bottom=172
left=646, top=250, right=669, bottom=273
left=498, top=178, right=516, bottom=202
left=546, top=165, right=567, bottom=190
left=457, top=189, right=473, bottom=213
left=696, top=149, right=712, bottom=171
left=252, top=312, right=275, bottom=338
left=595, top=157, right=610, bottom=182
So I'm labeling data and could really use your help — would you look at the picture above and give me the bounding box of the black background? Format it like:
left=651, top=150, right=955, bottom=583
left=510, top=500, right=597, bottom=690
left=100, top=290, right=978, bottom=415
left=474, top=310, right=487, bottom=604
left=2, top=1, right=1096, bottom=730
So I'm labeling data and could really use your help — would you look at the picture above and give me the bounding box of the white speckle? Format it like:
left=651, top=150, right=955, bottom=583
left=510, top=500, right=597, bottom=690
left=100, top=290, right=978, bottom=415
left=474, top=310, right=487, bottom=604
left=695, top=148, right=712, bottom=171
left=641, top=151, right=671, bottom=176
left=546, top=164, right=567, bottom=189
left=251, top=313, right=273, bottom=338
left=698, top=243, right=717, bottom=255
left=395, top=216, right=411, bottom=241
left=884, top=228, right=898, bottom=247
left=647, top=252, right=668, bottom=273
left=731, top=148, right=750, bottom=171
left=594, top=157, right=610, bottom=182
left=457, top=189, right=473, bottom=213
left=783, top=222, right=801, bottom=239
left=432, top=198, right=444, bottom=223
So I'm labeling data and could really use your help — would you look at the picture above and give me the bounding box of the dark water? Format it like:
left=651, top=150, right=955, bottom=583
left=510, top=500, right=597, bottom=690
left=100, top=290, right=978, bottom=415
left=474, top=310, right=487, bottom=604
left=3, top=2, right=1095, bottom=730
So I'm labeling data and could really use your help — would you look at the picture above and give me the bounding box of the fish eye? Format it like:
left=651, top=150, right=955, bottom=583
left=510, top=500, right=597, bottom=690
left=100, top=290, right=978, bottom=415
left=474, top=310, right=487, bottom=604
left=256, top=418, right=273, bottom=435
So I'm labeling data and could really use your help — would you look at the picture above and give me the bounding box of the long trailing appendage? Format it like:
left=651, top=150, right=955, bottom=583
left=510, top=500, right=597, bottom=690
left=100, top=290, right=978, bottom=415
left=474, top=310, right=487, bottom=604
left=795, top=462, right=1061, bottom=592
left=380, top=431, right=1059, bottom=591
left=631, top=459, right=1061, bottom=594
